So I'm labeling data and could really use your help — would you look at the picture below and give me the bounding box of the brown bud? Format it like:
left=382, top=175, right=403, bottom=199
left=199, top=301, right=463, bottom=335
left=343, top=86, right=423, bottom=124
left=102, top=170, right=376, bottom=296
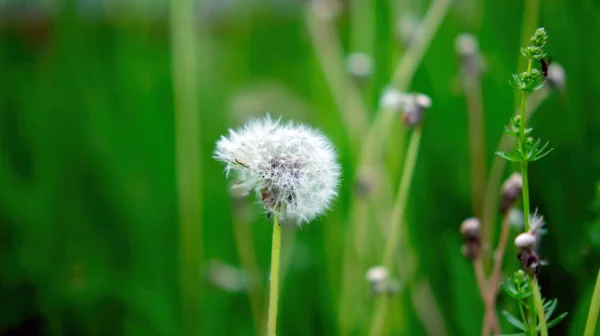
left=460, top=217, right=481, bottom=259
left=500, top=173, right=523, bottom=213
left=402, top=93, right=431, bottom=128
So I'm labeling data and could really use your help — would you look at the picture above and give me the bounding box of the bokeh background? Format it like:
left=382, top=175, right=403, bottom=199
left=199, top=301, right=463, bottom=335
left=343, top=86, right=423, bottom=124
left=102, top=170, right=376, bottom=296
left=1, top=0, right=600, bottom=335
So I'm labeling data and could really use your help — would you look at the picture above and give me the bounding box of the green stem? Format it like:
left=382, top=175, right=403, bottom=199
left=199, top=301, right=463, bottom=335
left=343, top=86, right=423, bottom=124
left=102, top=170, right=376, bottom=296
left=519, top=90, right=530, bottom=231
left=481, top=87, right=551, bottom=263
left=267, top=215, right=282, bottom=336
left=528, top=291, right=538, bottom=335
left=584, top=267, right=600, bottom=336
left=531, top=278, right=548, bottom=336
left=368, top=128, right=423, bottom=336
left=306, top=8, right=369, bottom=151
left=521, top=162, right=530, bottom=230
left=518, top=84, right=548, bottom=336
left=171, top=0, right=202, bottom=333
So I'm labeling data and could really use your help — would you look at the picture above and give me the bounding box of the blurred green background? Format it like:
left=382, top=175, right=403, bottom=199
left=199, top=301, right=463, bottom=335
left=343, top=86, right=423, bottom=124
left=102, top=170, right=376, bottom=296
left=1, top=0, right=600, bottom=335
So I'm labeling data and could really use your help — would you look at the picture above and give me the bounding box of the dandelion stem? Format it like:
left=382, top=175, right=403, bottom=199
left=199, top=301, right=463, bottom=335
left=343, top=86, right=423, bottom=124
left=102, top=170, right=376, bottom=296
left=584, top=267, right=600, bottom=336
left=368, top=127, right=422, bottom=336
left=267, top=215, right=282, bottom=336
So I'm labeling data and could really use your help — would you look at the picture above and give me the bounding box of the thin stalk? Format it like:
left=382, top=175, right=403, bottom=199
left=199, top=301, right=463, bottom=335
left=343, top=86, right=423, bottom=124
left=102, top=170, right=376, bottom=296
left=410, top=279, right=448, bottom=336
left=516, top=0, right=540, bottom=104
left=368, top=128, right=422, bottom=336
left=531, top=278, right=548, bottom=336
left=267, top=215, right=282, bottom=336
left=482, top=215, right=512, bottom=335
left=462, top=67, right=486, bottom=219
left=474, top=257, right=501, bottom=336
left=356, top=0, right=451, bottom=169
left=584, top=267, right=600, bottom=336
left=171, top=0, right=202, bottom=333
left=350, top=0, right=375, bottom=53
left=481, top=87, right=550, bottom=258
left=306, top=7, right=369, bottom=150
left=528, top=292, right=538, bottom=335
left=518, top=79, right=547, bottom=336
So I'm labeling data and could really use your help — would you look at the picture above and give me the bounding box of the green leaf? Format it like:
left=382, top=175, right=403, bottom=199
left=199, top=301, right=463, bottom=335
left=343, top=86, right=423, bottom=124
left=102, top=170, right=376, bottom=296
left=518, top=291, right=533, bottom=300
left=500, top=282, right=519, bottom=299
left=546, top=312, right=568, bottom=329
left=502, top=310, right=527, bottom=331
left=531, top=148, right=554, bottom=162
left=499, top=333, right=526, bottom=336
left=544, top=298, right=558, bottom=320
left=496, top=151, right=520, bottom=162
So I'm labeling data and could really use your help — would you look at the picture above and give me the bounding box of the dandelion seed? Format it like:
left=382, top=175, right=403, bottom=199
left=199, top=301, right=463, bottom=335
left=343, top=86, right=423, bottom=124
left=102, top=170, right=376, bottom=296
left=214, top=114, right=341, bottom=224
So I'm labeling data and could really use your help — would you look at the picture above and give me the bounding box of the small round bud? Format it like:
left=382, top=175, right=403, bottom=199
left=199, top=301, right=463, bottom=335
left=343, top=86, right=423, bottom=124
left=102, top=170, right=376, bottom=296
left=346, top=52, right=374, bottom=79
left=546, top=63, right=566, bottom=90
left=515, top=232, right=536, bottom=249
left=366, top=266, right=388, bottom=282
left=460, top=217, right=481, bottom=237
left=501, top=173, right=523, bottom=213
left=396, top=14, right=420, bottom=46
left=379, top=88, right=409, bottom=112
left=530, top=27, right=548, bottom=48
left=455, top=33, right=479, bottom=57
left=414, top=93, right=432, bottom=109
left=402, top=93, right=431, bottom=128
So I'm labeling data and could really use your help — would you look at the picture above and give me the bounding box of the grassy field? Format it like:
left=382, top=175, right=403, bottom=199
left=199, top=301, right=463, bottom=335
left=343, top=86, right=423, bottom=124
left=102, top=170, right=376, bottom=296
left=1, top=0, right=600, bottom=335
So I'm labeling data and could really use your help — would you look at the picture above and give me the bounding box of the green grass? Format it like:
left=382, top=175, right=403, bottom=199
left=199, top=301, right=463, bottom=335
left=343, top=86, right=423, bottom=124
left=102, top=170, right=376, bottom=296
left=1, top=0, right=600, bottom=335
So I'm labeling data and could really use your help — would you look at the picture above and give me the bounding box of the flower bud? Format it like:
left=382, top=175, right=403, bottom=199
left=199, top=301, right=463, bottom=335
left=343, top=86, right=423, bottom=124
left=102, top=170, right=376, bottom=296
left=366, top=266, right=388, bottom=283
left=460, top=217, right=481, bottom=238
left=402, top=93, right=431, bottom=128
left=366, top=266, right=393, bottom=295
left=346, top=52, right=374, bottom=81
left=501, top=173, right=523, bottom=213
left=514, top=232, right=536, bottom=249
left=379, top=88, right=410, bottom=112
left=460, top=217, right=481, bottom=259
left=455, top=33, right=479, bottom=58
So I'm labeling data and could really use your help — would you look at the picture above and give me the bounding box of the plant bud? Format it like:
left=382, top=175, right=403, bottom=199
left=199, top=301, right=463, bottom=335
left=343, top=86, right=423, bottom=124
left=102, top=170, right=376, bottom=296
left=514, top=232, right=536, bottom=249
left=501, top=173, right=523, bottom=213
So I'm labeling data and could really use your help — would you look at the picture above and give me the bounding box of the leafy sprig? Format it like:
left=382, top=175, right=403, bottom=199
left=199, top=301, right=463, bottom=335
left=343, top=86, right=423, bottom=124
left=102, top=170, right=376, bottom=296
left=496, top=27, right=554, bottom=164
left=500, top=270, right=568, bottom=336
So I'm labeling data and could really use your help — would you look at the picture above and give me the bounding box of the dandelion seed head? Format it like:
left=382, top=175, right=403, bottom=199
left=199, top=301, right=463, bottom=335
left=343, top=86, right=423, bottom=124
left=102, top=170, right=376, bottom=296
left=214, top=114, right=341, bottom=224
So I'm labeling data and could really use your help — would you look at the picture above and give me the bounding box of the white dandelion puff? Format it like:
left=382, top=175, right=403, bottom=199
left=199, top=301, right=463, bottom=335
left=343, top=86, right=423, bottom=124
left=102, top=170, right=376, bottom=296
left=214, top=114, right=341, bottom=224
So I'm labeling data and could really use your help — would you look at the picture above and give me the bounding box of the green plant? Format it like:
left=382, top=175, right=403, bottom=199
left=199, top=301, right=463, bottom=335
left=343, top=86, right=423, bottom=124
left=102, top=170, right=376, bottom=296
left=495, top=27, right=567, bottom=336
left=500, top=270, right=568, bottom=335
